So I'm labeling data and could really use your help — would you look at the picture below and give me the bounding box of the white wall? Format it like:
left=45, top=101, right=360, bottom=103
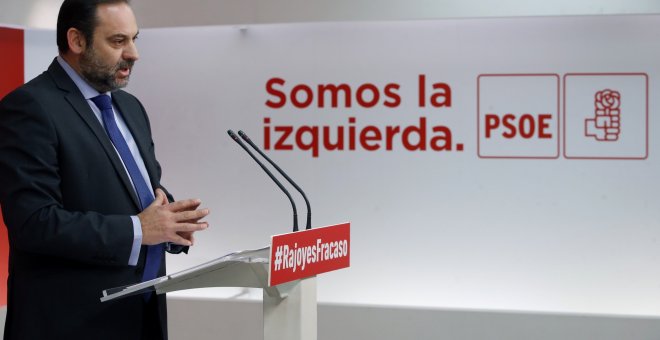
left=2, top=0, right=660, bottom=29
left=122, top=15, right=660, bottom=317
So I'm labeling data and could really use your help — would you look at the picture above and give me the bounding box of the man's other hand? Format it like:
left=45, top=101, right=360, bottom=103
left=138, top=188, right=210, bottom=246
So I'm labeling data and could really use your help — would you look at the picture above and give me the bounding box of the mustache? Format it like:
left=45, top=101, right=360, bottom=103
left=116, top=59, right=134, bottom=70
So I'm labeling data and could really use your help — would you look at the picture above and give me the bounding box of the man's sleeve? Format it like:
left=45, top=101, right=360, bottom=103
left=128, top=216, right=143, bottom=265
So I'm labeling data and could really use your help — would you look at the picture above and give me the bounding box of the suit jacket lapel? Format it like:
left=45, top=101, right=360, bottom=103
left=47, top=60, right=141, bottom=210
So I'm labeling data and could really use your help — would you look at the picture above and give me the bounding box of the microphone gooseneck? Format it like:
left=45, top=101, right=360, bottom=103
left=238, top=130, right=312, bottom=230
left=227, top=130, right=299, bottom=232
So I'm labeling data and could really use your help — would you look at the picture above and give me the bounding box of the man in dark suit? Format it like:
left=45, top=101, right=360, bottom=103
left=0, top=0, right=210, bottom=339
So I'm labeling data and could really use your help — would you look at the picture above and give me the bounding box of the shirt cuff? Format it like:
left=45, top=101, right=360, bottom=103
left=128, top=215, right=143, bottom=266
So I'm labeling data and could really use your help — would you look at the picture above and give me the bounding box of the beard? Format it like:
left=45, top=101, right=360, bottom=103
left=79, top=47, right=134, bottom=93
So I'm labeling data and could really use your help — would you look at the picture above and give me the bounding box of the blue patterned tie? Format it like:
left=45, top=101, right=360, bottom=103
left=91, top=94, right=163, bottom=294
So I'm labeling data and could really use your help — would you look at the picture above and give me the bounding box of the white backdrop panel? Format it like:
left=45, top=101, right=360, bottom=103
left=124, top=15, right=660, bottom=316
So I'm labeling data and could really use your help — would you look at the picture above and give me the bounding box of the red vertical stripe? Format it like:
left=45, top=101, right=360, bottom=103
left=0, top=26, right=25, bottom=307
left=0, top=211, right=8, bottom=307
left=0, top=27, right=24, bottom=99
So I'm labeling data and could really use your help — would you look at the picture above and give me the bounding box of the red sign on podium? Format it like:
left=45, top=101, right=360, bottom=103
left=269, top=222, right=350, bottom=286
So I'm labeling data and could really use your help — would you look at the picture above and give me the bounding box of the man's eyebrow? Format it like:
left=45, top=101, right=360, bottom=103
left=108, top=33, right=130, bottom=39
left=107, top=32, right=139, bottom=40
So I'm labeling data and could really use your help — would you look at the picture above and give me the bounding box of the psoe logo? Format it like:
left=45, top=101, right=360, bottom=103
left=585, top=89, right=621, bottom=142
left=477, top=74, right=560, bottom=159
left=564, top=73, right=647, bottom=160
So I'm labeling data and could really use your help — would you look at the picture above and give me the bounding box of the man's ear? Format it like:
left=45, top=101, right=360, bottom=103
left=66, top=28, right=87, bottom=54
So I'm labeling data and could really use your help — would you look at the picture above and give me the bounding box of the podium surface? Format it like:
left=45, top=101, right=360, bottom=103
left=101, top=247, right=317, bottom=340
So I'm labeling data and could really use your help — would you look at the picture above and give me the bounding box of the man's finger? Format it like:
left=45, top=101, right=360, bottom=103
left=167, top=198, right=202, bottom=212
left=171, top=199, right=201, bottom=212
left=146, top=188, right=167, bottom=208
left=174, top=222, right=208, bottom=232
left=175, top=209, right=209, bottom=222
left=177, top=231, right=195, bottom=245
left=154, top=188, right=168, bottom=205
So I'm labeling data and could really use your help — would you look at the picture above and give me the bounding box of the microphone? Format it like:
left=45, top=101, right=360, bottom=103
left=238, top=130, right=312, bottom=230
left=227, top=130, right=299, bottom=232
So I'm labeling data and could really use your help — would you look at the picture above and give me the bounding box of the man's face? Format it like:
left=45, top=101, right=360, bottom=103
left=79, top=3, right=139, bottom=93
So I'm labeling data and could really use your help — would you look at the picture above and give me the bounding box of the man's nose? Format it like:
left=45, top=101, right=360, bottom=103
left=123, top=41, right=139, bottom=61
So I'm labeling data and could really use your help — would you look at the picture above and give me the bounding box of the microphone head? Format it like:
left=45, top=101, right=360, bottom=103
left=227, top=130, right=239, bottom=140
left=238, top=130, right=252, bottom=142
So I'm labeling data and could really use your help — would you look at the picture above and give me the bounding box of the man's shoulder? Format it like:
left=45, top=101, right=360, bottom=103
left=113, top=88, right=139, bottom=102
left=0, top=71, right=55, bottom=105
left=112, top=89, right=145, bottom=112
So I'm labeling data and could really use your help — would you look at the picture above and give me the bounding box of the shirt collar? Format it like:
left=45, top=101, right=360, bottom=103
left=57, top=55, right=112, bottom=100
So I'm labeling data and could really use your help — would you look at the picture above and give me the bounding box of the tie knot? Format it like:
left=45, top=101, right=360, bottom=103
left=91, top=94, right=113, bottom=111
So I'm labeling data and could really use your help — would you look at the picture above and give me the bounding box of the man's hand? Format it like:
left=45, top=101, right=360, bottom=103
left=138, top=188, right=210, bottom=246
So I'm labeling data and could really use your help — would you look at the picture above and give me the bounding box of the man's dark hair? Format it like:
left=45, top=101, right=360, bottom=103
left=56, top=0, right=130, bottom=53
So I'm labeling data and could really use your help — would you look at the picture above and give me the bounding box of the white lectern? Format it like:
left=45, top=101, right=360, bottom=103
left=101, top=247, right=317, bottom=340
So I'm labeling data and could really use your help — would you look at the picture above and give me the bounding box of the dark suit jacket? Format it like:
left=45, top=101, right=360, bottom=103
left=0, top=59, right=174, bottom=339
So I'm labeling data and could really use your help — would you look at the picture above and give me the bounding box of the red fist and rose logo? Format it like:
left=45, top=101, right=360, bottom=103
left=585, top=89, right=621, bottom=141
